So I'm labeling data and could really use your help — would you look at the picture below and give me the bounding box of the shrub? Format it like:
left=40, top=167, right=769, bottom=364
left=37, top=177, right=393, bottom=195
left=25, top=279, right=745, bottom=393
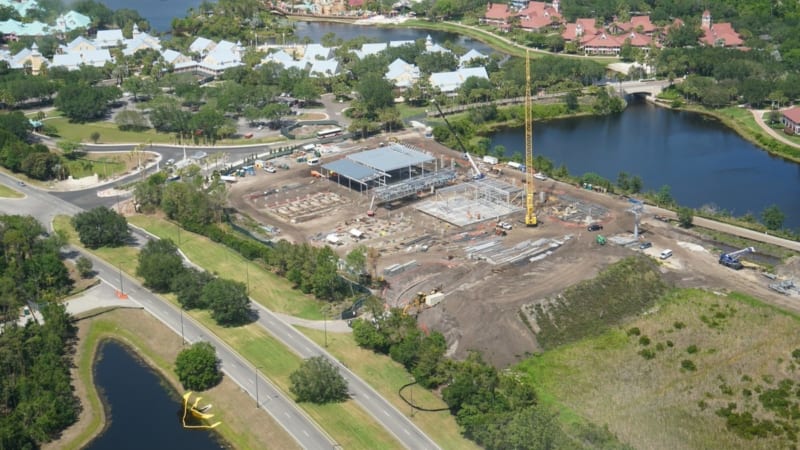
left=655, top=342, right=665, bottom=351
left=681, top=359, right=697, bottom=371
left=627, top=327, right=641, bottom=336
left=673, top=321, right=685, bottom=329
left=687, top=344, right=699, bottom=354
left=666, top=340, right=674, bottom=347
left=289, top=356, right=349, bottom=404
left=639, top=336, right=651, bottom=346
left=639, top=349, right=656, bottom=360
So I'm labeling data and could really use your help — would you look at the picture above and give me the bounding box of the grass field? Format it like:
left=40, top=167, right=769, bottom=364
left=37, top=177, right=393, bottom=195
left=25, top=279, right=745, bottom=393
left=518, top=289, right=800, bottom=450
left=53, top=215, right=403, bottom=449
left=126, top=215, right=324, bottom=320
left=0, top=184, right=23, bottom=198
left=297, top=327, right=479, bottom=450
left=64, top=153, right=131, bottom=179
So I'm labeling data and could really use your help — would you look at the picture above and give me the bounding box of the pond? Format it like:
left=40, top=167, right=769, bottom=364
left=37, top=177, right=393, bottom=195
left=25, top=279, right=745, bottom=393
left=85, top=340, right=224, bottom=450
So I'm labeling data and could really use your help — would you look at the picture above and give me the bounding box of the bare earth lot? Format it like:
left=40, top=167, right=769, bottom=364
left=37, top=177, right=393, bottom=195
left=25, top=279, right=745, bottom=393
left=227, top=131, right=799, bottom=367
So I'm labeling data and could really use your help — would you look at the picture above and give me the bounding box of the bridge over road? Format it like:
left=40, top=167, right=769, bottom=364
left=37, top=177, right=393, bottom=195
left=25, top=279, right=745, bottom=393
left=611, top=79, right=674, bottom=97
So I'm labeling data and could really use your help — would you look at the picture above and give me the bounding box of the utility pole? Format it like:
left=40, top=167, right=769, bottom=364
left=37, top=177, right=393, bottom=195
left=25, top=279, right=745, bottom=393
left=180, top=309, right=185, bottom=346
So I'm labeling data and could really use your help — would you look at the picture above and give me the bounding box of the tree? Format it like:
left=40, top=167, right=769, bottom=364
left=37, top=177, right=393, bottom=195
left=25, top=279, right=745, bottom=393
left=677, top=207, right=693, bottom=228
left=71, top=207, right=130, bottom=249
left=75, top=256, right=93, bottom=278
left=289, top=356, right=349, bottom=404
left=629, top=175, right=643, bottom=194
left=90, top=131, right=100, bottom=143
left=136, top=238, right=185, bottom=292
left=172, top=268, right=214, bottom=310
left=202, top=278, right=251, bottom=326
left=564, top=91, right=579, bottom=111
left=55, top=83, right=120, bottom=122
left=355, top=73, right=394, bottom=118
left=761, top=205, right=785, bottom=231
left=311, top=247, right=343, bottom=301
left=175, top=342, right=222, bottom=391
left=655, top=185, right=674, bottom=207
left=345, top=245, right=367, bottom=275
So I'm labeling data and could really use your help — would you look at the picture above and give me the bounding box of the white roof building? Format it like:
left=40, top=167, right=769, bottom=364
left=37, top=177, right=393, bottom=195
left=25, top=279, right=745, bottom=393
left=62, top=36, right=97, bottom=53
left=53, top=11, right=91, bottom=33
left=95, top=29, right=124, bottom=48
left=0, top=0, right=40, bottom=17
left=123, top=25, right=162, bottom=56
left=430, top=67, right=489, bottom=94
left=309, top=59, right=339, bottom=78
left=0, top=18, right=49, bottom=36
left=459, top=49, right=487, bottom=67
left=197, top=40, right=244, bottom=75
left=51, top=49, right=113, bottom=70
left=385, top=58, right=420, bottom=89
left=189, top=37, right=216, bottom=56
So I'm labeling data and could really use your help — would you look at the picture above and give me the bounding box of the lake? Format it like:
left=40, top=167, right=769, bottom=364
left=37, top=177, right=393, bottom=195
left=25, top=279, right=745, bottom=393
left=85, top=340, right=223, bottom=450
left=488, top=98, right=800, bottom=229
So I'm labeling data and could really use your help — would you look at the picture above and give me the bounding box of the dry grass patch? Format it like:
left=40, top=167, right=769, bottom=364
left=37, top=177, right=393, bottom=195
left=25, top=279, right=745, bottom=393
left=518, top=289, right=800, bottom=450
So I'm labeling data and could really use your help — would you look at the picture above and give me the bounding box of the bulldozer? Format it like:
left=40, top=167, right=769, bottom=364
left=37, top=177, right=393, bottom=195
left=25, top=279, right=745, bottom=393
left=403, top=292, right=427, bottom=316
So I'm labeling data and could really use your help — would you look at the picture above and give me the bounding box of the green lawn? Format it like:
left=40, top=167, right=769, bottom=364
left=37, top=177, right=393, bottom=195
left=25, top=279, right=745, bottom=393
left=0, top=184, right=23, bottom=198
left=46, top=117, right=177, bottom=144
left=45, top=117, right=288, bottom=146
left=64, top=155, right=128, bottom=179
left=127, top=215, right=324, bottom=320
left=298, top=326, right=478, bottom=450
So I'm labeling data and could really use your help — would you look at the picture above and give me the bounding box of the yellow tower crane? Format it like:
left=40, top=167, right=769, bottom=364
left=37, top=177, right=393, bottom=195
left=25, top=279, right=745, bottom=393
left=524, top=50, right=538, bottom=227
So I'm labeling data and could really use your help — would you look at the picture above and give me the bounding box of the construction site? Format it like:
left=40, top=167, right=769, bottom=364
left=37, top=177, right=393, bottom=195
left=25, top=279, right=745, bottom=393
left=226, top=56, right=800, bottom=367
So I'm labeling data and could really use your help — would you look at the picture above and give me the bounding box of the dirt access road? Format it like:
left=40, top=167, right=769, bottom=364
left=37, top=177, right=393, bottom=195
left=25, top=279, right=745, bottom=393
left=225, top=131, right=800, bottom=367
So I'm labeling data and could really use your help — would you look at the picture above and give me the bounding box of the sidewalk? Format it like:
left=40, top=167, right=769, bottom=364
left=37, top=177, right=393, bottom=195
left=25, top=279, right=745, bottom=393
left=750, top=109, right=800, bottom=150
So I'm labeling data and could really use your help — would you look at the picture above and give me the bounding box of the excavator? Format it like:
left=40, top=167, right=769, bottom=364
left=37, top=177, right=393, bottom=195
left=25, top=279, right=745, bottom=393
left=402, top=292, right=428, bottom=316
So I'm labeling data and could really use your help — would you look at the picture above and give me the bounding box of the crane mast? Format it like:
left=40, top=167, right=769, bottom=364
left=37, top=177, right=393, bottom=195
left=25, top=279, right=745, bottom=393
left=524, top=50, right=537, bottom=226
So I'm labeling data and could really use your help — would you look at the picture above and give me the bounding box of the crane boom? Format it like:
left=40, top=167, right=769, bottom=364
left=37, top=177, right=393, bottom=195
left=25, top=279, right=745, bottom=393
left=464, top=152, right=483, bottom=179
left=524, top=50, right=537, bottom=226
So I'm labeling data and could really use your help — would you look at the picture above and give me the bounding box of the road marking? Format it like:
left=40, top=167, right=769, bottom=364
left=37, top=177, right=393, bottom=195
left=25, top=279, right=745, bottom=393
left=303, top=430, right=310, bottom=437
left=383, top=409, right=390, bottom=417
left=284, top=412, right=291, bottom=418
left=403, top=428, right=411, bottom=436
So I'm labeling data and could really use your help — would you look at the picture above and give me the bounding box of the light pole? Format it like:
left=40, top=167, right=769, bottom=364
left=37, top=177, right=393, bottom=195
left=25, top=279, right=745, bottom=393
left=118, top=265, right=124, bottom=295
left=255, top=365, right=262, bottom=408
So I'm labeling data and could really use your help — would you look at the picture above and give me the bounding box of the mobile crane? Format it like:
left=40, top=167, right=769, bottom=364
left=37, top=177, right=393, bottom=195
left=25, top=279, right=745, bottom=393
left=524, top=50, right=537, bottom=226
left=430, top=99, right=483, bottom=179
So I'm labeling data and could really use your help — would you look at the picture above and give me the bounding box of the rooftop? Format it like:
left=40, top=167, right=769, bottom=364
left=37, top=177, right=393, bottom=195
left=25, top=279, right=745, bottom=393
left=346, top=144, right=434, bottom=173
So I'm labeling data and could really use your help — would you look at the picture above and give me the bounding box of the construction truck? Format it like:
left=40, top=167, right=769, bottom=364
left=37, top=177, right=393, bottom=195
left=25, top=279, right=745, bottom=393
left=403, top=292, right=428, bottom=316
left=719, top=247, right=755, bottom=270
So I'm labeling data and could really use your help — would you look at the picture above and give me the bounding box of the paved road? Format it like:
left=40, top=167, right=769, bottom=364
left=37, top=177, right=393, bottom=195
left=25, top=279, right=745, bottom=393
left=2, top=173, right=439, bottom=449
left=86, top=251, right=336, bottom=449
left=751, top=108, right=800, bottom=151
left=0, top=174, right=334, bottom=450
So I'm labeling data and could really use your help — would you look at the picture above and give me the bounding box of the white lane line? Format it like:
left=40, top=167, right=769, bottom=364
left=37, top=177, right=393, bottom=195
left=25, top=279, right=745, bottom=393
left=403, top=428, right=411, bottom=436
left=382, top=409, right=390, bottom=417
left=284, top=412, right=291, bottom=418
left=303, top=430, right=310, bottom=437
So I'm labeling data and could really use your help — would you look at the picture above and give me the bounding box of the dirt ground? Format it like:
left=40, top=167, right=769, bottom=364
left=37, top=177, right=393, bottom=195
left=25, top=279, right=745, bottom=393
left=227, top=131, right=800, bottom=368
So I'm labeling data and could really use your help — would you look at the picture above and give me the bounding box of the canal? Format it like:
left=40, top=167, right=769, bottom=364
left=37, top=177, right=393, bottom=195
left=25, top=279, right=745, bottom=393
left=488, top=98, right=800, bottom=229
left=86, top=340, right=223, bottom=450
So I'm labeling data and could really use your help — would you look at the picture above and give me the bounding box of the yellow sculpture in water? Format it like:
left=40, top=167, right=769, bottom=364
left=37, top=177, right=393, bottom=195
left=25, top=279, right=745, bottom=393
left=182, top=392, right=221, bottom=429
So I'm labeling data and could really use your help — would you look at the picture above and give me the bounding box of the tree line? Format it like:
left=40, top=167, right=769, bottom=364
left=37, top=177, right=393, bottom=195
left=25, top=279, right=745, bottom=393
left=0, top=214, right=79, bottom=448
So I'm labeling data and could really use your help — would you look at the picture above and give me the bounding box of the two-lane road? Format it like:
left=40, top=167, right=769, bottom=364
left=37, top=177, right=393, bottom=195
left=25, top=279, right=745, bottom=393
left=87, top=253, right=336, bottom=449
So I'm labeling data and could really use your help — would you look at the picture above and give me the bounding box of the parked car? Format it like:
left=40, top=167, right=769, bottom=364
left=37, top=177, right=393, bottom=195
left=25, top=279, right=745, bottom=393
left=639, top=241, right=652, bottom=249
left=264, top=166, right=276, bottom=173
left=660, top=249, right=673, bottom=259
left=499, top=221, right=512, bottom=230
left=587, top=223, right=603, bottom=231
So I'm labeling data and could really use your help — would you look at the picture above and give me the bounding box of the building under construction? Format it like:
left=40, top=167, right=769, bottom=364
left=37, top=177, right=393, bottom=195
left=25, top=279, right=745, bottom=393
left=414, top=178, right=524, bottom=227
left=320, top=143, right=456, bottom=201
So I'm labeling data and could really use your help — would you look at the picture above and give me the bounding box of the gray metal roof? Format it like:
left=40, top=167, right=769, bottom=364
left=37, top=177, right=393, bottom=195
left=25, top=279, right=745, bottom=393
left=323, top=159, right=381, bottom=183
left=346, top=144, right=434, bottom=172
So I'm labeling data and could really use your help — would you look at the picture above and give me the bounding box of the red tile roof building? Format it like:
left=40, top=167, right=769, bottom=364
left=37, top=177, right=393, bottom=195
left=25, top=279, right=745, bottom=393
left=782, top=107, right=800, bottom=134
left=482, top=3, right=513, bottom=30
left=517, top=1, right=561, bottom=32
left=699, top=10, right=743, bottom=47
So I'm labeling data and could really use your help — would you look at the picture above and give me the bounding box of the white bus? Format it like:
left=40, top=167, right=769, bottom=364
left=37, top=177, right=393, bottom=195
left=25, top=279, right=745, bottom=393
left=317, top=127, right=342, bottom=138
